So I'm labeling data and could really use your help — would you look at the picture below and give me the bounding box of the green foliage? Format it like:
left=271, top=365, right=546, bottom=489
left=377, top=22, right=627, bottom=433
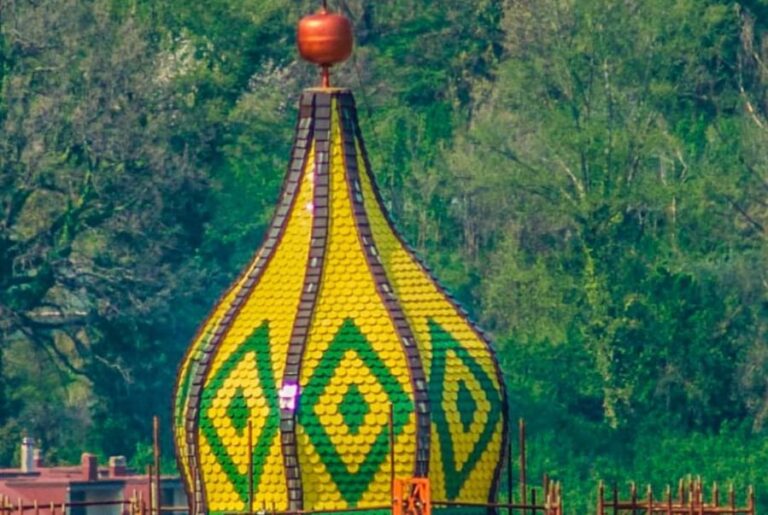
left=433, top=0, right=768, bottom=511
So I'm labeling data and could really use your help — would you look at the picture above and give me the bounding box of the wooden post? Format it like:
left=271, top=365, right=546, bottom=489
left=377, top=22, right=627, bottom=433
left=630, top=482, right=637, bottom=515
left=678, top=479, right=685, bottom=506
left=728, top=484, right=735, bottom=513
left=597, top=481, right=604, bottom=515
left=248, top=420, right=254, bottom=515
left=689, top=479, right=694, bottom=515
left=687, top=477, right=693, bottom=514
left=33, top=500, right=38, bottom=515
left=519, top=419, right=527, bottom=508
left=748, top=485, right=755, bottom=515
left=666, top=485, right=672, bottom=515
left=697, top=480, right=703, bottom=515
left=153, top=416, right=161, bottom=515
left=147, top=464, right=154, bottom=515
left=389, top=404, right=395, bottom=498
left=16, top=497, right=21, bottom=515
left=646, top=485, right=653, bottom=515
left=507, top=436, right=513, bottom=514
left=613, top=483, right=619, bottom=515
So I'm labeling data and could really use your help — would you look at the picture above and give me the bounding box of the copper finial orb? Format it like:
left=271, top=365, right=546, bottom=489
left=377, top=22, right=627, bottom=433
left=297, top=3, right=353, bottom=88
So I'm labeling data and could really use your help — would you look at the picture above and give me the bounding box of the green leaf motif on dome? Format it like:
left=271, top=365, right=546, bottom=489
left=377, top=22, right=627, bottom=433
left=339, top=384, right=369, bottom=435
left=300, top=318, right=413, bottom=506
left=428, top=319, right=502, bottom=500
left=198, top=322, right=279, bottom=505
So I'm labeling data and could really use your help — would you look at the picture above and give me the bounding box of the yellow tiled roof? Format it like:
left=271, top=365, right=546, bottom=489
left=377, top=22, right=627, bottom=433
left=173, top=89, right=508, bottom=514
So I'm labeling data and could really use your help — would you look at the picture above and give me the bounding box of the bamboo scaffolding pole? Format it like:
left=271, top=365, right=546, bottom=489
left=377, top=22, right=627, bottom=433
left=247, top=420, right=254, bottom=515
left=153, top=416, right=161, bottom=515
left=519, top=419, right=527, bottom=508
left=147, top=464, right=154, bottom=515
left=507, top=435, right=513, bottom=514
left=388, top=403, right=395, bottom=507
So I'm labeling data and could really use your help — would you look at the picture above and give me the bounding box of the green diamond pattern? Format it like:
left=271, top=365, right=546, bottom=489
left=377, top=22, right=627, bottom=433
left=300, top=318, right=413, bottom=506
left=428, top=319, right=502, bottom=500
left=339, top=384, right=369, bottom=435
left=457, top=380, right=476, bottom=432
left=199, top=321, right=279, bottom=505
left=227, top=388, right=249, bottom=436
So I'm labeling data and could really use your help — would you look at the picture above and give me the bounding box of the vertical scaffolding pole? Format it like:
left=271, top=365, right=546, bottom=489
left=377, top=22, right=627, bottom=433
left=597, top=481, right=604, bottom=515
left=248, top=420, right=254, bottom=515
left=389, top=404, right=395, bottom=497
left=519, top=419, right=527, bottom=508
left=646, top=485, right=653, bottom=515
left=507, top=435, right=513, bottom=514
left=147, top=465, right=154, bottom=515
left=153, top=416, right=161, bottom=514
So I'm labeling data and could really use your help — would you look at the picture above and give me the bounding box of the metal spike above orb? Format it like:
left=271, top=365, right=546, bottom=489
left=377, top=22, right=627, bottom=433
left=173, top=2, right=508, bottom=514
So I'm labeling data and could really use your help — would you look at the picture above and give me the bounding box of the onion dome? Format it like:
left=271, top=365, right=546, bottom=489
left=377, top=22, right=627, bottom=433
left=173, top=5, right=508, bottom=514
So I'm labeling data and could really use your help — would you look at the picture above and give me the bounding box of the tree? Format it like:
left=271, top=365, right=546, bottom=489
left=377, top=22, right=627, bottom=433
left=0, top=0, right=210, bottom=457
left=436, top=0, right=768, bottom=430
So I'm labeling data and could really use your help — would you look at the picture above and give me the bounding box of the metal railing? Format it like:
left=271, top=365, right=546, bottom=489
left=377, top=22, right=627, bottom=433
left=433, top=480, right=563, bottom=515
left=597, top=479, right=755, bottom=515
left=0, top=498, right=144, bottom=515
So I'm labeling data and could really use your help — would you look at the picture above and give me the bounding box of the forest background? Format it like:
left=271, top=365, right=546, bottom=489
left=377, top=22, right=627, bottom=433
left=2, top=0, right=768, bottom=512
